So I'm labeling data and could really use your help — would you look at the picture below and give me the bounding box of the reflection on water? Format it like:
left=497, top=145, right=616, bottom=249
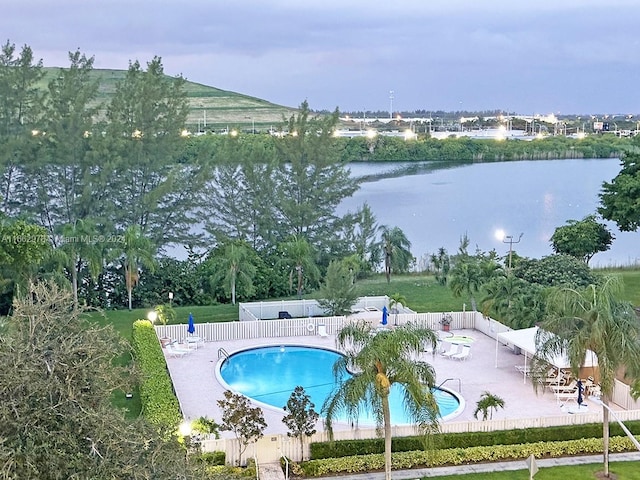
left=341, top=158, right=639, bottom=268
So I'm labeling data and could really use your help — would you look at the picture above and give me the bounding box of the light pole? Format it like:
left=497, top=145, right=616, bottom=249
left=389, top=90, right=394, bottom=119
left=503, top=233, right=523, bottom=270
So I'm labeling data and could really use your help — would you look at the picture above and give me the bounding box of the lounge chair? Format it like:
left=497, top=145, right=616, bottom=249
left=555, top=390, right=578, bottom=402
left=451, top=345, right=471, bottom=361
left=549, top=379, right=578, bottom=393
left=441, top=343, right=461, bottom=358
left=166, top=344, right=191, bottom=358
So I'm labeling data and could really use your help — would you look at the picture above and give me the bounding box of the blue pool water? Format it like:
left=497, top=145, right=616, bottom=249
left=217, top=345, right=463, bottom=424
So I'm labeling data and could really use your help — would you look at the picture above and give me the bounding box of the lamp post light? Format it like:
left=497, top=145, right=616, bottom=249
left=147, top=310, right=158, bottom=323
left=503, top=233, right=523, bottom=270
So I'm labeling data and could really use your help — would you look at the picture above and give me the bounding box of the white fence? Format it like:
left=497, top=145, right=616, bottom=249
left=238, top=296, right=397, bottom=321
left=155, top=310, right=640, bottom=465
left=200, top=407, right=640, bottom=465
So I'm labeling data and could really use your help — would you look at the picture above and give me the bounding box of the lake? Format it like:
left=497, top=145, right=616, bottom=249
left=339, top=158, right=639, bottom=268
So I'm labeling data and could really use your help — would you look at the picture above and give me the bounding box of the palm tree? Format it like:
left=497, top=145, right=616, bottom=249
left=535, top=275, right=640, bottom=478
left=56, top=219, right=103, bottom=308
left=473, top=391, right=505, bottom=420
left=211, top=241, right=256, bottom=305
left=378, top=226, right=412, bottom=283
left=448, top=260, right=482, bottom=311
left=389, top=292, right=407, bottom=326
left=323, top=322, right=440, bottom=480
left=278, top=236, right=319, bottom=299
left=121, top=225, right=155, bottom=310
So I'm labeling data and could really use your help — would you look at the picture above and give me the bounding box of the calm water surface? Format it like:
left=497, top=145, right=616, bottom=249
left=340, top=158, right=638, bottom=268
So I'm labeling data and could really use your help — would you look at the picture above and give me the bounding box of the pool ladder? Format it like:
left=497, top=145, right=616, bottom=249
left=438, top=377, right=462, bottom=393
left=218, top=347, right=229, bottom=360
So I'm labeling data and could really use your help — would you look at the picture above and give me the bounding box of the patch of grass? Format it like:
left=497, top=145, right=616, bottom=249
left=425, top=461, right=640, bottom=479
left=354, top=273, right=470, bottom=313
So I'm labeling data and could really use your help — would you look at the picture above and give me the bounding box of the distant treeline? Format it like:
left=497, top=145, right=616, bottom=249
left=189, top=132, right=635, bottom=165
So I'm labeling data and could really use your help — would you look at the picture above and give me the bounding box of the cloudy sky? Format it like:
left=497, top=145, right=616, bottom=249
left=4, top=0, right=640, bottom=115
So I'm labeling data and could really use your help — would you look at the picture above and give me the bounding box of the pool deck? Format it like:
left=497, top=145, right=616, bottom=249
left=163, top=327, right=612, bottom=436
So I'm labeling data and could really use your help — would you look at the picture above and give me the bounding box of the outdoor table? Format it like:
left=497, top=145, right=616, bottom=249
left=185, top=336, right=203, bottom=349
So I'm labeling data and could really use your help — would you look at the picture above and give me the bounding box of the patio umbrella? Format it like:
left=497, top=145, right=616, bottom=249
left=381, top=306, right=388, bottom=325
left=187, top=313, right=195, bottom=335
left=577, top=379, right=584, bottom=406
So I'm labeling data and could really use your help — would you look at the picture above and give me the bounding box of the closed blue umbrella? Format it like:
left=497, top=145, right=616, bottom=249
left=187, top=313, right=195, bottom=335
left=381, top=306, right=388, bottom=326
left=577, top=379, right=584, bottom=406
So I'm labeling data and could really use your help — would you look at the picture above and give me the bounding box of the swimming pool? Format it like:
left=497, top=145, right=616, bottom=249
left=216, top=345, right=464, bottom=425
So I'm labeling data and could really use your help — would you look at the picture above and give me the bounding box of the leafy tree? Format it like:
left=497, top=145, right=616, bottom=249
left=0, top=41, right=44, bottom=217
left=136, top=257, right=209, bottom=307
left=377, top=225, right=413, bottom=283
left=102, top=56, right=200, bottom=249
left=277, top=235, right=320, bottom=299
left=282, top=386, right=319, bottom=461
left=481, top=275, right=545, bottom=329
left=599, top=152, right=640, bottom=233
left=535, top=276, right=640, bottom=478
left=217, top=390, right=267, bottom=466
left=514, top=254, right=595, bottom=288
left=317, top=259, right=358, bottom=315
left=272, top=101, right=359, bottom=246
left=473, top=391, right=505, bottom=420
left=24, top=50, right=100, bottom=236
left=348, top=202, right=380, bottom=275
left=0, top=281, right=192, bottom=478
left=0, top=219, right=51, bottom=297
left=323, top=322, right=440, bottom=480
left=200, top=136, right=278, bottom=250
left=121, top=225, right=155, bottom=310
left=550, top=215, right=614, bottom=264
left=209, top=241, right=257, bottom=305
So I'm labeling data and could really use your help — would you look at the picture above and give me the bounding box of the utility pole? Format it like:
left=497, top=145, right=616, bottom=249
left=503, top=233, right=523, bottom=270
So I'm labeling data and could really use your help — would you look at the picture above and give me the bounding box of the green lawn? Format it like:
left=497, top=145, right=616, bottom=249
left=426, top=461, right=640, bottom=479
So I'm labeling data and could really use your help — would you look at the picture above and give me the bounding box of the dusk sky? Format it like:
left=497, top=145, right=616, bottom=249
left=4, top=0, right=640, bottom=115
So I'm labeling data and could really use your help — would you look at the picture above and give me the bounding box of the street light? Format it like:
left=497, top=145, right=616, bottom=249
left=503, top=233, right=523, bottom=270
left=589, top=396, right=640, bottom=451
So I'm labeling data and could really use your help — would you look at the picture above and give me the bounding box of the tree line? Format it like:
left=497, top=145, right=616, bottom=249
left=1, top=39, right=638, bottom=312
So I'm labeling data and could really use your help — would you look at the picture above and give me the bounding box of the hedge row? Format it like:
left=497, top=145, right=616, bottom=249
left=299, top=437, right=636, bottom=476
left=131, top=319, right=182, bottom=428
left=310, top=421, right=640, bottom=459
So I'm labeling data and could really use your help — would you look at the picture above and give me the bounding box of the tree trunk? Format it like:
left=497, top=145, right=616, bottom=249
left=603, top=397, right=610, bottom=477
left=71, top=261, right=78, bottom=308
left=382, top=394, right=392, bottom=480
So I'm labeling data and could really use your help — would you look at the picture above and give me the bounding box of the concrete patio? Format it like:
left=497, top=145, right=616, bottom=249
left=162, top=326, right=611, bottom=436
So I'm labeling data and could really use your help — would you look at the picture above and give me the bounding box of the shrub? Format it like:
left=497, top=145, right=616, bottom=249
left=131, top=319, right=182, bottom=428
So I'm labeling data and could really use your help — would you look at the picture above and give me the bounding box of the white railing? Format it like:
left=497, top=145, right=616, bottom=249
left=238, top=296, right=394, bottom=321
left=201, top=408, right=640, bottom=465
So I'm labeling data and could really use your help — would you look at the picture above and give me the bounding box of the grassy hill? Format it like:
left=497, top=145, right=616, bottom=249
left=41, top=67, right=298, bottom=131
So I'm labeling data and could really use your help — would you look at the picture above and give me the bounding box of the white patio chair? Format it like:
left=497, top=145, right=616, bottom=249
left=166, top=344, right=191, bottom=358
left=441, top=343, right=461, bottom=358
left=451, top=345, right=472, bottom=361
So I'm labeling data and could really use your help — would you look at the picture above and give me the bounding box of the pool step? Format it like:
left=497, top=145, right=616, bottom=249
left=258, top=462, right=286, bottom=480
